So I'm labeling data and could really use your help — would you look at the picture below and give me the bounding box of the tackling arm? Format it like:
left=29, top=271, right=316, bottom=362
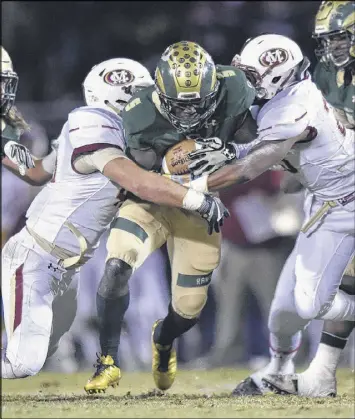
left=103, top=157, right=192, bottom=208
left=207, top=126, right=315, bottom=191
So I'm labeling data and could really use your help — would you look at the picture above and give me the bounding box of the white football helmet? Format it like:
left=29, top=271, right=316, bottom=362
left=233, top=34, right=306, bottom=100
left=1, top=46, right=19, bottom=116
left=82, top=58, right=154, bottom=114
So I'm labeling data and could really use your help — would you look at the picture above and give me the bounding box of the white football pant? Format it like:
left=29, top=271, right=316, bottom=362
left=1, top=227, right=78, bottom=378
left=268, top=196, right=355, bottom=354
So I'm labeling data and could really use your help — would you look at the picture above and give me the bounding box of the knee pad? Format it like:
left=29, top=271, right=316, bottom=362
left=98, top=258, right=132, bottom=298
left=340, top=275, right=355, bottom=295
left=268, top=290, right=308, bottom=335
left=173, top=289, right=208, bottom=319
left=268, top=305, right=310, bottom=336
left=294, top=286, right=323, bottom=320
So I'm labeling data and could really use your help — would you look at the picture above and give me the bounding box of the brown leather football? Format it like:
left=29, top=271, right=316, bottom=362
left=162, top=139, right=199, bottom=175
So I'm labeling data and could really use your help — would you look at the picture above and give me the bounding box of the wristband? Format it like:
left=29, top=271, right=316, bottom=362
left=182, top=189, right=205, bottom=211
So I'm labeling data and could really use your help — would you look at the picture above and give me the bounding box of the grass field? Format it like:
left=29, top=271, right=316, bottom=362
left=2, top=368, right=354, bottom=418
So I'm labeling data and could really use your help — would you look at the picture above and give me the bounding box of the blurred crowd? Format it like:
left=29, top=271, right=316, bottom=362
left=1, top=1, right=353, bottom=372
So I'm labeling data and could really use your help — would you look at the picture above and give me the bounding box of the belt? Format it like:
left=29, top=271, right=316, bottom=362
left=27, top=221, right=89, bottom=269
left=301, top=191, right=355, bottom=234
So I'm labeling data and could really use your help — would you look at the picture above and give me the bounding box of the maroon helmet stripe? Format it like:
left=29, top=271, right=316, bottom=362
left=13, top=264, right=24, bottom=332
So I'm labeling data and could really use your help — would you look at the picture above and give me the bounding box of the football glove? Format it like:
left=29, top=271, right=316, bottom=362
left=196, top=194, right=230, bottom=235
left=188, top=137, right=237, bottom=177
left=3, top=140, right=35, bottom=175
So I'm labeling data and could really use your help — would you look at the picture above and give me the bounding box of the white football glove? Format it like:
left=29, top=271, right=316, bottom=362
left=188, top=137, right=237, bottom=177
left=3, top=140, right=35, bottom=175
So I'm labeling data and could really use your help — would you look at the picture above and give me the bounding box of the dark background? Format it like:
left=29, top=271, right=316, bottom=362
left=2, top=1, right=320, bottom=139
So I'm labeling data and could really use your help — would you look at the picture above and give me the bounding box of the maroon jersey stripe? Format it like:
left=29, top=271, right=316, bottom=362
left=13, top=264, right=24, bottom=332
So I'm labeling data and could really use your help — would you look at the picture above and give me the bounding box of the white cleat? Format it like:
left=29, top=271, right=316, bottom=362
left=262, top=371, right=337, bottom=397
left=232, top=360, right=295, bottom=396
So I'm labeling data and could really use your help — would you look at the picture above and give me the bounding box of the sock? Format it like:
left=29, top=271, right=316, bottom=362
left=267, top=331, right=301, bottom=373
left=154, top=303, right=198, bottom=347
left=96, top=292, right=130, bottom=366
left=321, top=322, right=354, bottom=347
left=307, top=342, right=343, bottom=376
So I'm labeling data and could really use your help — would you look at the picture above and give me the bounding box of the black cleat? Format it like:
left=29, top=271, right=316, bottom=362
left=232, top=376, right=264, bottom=396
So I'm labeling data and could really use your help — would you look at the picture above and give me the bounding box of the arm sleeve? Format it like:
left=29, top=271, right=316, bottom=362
left=73, top=147, right=127, bottom=174
left=257, top=103, right=310, bottom=142
left=68, top=107, right=126, bottom=166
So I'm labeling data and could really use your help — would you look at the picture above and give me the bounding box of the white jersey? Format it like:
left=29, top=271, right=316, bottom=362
left=256, top=79, right=355, bottom=203
left=26, top=106, right=126, bottom=257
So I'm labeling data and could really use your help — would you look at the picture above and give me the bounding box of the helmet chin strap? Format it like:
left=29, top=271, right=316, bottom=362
left=296, top=56, right=311, bottom=80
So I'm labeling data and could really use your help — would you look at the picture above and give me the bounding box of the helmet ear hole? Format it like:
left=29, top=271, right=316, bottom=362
left=272, top=76, right=281, bottom=84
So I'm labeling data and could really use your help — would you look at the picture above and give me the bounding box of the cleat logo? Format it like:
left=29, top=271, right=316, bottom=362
left=259, top=48, right=289, bottom=67
left=104, top=69, right=135, bottom=86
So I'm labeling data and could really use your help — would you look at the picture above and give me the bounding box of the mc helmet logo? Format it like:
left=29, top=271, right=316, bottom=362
left=259, top=48, right=289, bottom=67
left=104, top=69, right=135, bottom=86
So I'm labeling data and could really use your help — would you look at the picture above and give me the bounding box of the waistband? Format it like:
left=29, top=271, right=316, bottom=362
left=26, top=221, right=89, bottom=269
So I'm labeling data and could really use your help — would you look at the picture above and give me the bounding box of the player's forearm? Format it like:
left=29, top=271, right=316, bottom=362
left=2, top=156, right=52, bottom=186
left=207, top=139, right=296, bottom=191
left=104, top=158, right=193, bottom=208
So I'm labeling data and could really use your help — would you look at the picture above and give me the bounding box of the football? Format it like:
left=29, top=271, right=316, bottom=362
left=162, top=139, right=202, bottom=175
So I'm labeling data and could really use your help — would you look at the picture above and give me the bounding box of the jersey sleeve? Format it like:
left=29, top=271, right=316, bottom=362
left=218, top=65, right=256, bottom=117
left=68, top=107, right=126, bottom=164
left=257, top=103, right=310, bottom=142
left=313, top=62, right=328, bottom=96
left=41, top=149, right=57, bottom=174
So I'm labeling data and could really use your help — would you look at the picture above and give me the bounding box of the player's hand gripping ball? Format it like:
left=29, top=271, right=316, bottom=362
left=162, top=138, right=202, bottom=175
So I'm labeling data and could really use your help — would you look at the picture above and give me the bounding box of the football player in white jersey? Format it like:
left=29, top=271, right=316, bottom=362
left=1, top=46, right=35, bottom=175
left=173, top=33, right=355, bottom=397
left=1, top=57, right=229, bottom=380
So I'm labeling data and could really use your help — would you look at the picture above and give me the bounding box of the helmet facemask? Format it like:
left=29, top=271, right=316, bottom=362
left=1, top=70, right=18, bottom=116
left=314, top=30, right=355, bottom=67
left=157, top=82, right=219, bottom=133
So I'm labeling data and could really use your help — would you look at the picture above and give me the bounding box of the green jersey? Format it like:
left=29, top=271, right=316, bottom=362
left=1, top=118, right=21, bottom=158
left=313, top=61, right=355, bottom=127
left=122, top=65, right=256, bottom=171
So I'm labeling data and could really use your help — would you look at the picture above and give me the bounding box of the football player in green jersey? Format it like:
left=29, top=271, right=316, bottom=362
left=85, top=40, right=257, bottom=394
left=313, top=0, right=354, bottom=128
left=1, top=46, right=35, bottom=175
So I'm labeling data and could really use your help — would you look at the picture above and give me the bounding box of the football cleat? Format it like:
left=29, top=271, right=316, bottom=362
left=232, top=376, right=264, bottom=396
left=262, top=372, right=337, bottom=397
left=84, top=354, right=121, bottom=394
left=151, top=319, right=177, bottom=391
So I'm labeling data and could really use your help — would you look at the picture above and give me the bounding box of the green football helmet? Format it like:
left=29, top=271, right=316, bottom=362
left=1, top=46, right=19, bottom=116
left=154, top=41, right=219, bottom=133
left=313, top=1, right=355, bottom=67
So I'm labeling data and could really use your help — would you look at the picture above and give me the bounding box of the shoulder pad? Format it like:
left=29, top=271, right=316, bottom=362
left=257, top=101, right=309, bottom=140
left=121, top=86, right=157, bottom=135
left=216, top=65, right=255, bottom=116
left=68, top=106, right=123, bottom=131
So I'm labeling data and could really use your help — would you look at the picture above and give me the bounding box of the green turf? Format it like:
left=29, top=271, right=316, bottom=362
left=2, top=368, right=354, bottom=418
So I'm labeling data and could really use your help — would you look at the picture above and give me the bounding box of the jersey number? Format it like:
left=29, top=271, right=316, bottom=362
left=125, top=98, right=141, bottom=112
